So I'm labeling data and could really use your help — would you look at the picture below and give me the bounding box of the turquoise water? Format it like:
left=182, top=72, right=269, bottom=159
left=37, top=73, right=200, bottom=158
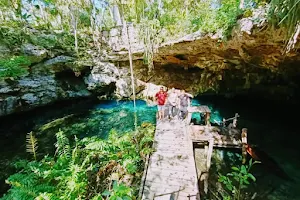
left=191, top=99, right=223, bottom=124
left=0, top=98, right=224, bottom=195
left=0, top=99, right=158, bottom=195
left=0, top=97, right=299, bottom=199
left=198, top=96, right=300, bottom=200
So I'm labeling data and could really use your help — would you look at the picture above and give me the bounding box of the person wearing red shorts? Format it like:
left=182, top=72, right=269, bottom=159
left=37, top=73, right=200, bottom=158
left=155, top=87, right=167, bottom=120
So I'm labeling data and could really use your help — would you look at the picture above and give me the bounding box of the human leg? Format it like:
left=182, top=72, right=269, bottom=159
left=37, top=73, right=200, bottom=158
left=171, top=105, right=176, bottom=117
left=178, top=108, right=183, bottom=120
left=168, top=105, right=176, bottom=119
left=158, top=105, right=165, bottom=120
left=157, top=105, right=162, bottom=120
left=181, top=106, right=188, bottom=120
left=167, top=103, right=172, bottom=119
left=161, top=105, right=165, bottom=119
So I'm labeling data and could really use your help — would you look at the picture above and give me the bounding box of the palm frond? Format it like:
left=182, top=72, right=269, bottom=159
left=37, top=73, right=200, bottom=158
left=26, top=131, right=38, bottom=160
left=270, top=0, right=300, bottom=51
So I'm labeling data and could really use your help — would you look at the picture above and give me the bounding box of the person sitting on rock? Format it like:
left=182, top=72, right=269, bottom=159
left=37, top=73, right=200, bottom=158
left=155, top=87, right=167, bottom=120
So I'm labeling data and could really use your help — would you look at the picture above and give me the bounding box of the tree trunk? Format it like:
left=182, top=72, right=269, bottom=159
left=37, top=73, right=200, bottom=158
left=126, top=23, right=137, bottom=131
left=239, top=0, right=244, bottom=9
left=74, top=23, right=78, bottom=54
left=70, top=6, right=79, bottom=54
left=121, top=3, right=137, bottom=131
left=112, top=4, right=122, bottom=26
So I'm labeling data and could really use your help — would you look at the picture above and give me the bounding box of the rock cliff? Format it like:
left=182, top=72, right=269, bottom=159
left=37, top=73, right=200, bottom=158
left=1, top=6, right=299, bottom=116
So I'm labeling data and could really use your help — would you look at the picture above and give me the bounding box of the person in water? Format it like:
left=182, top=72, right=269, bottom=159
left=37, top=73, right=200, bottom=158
left=166, top=88, right=179, bottom=119
left=155, top=87, right=167, bottom=120
left=178, top=89, right=193, bottom=120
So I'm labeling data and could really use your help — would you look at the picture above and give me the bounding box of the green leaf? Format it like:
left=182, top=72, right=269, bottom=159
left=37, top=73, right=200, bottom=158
left=101, top=190, right=111, bottom=197
left=241, top=165, right=247, bottom=174
left=231, top=166, right=239, bottom=171
left=112, top=181, right=118, bottom=190
left=243, top=179, right=250, bottom=184
left=249, top=158, right=253, bottom=166
left=248, top=173, right=256, bottom=182
left=226, top=184, right=233, bottom=191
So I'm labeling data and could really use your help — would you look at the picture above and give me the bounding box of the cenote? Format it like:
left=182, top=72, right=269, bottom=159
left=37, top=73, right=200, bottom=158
left=1, top=95, right=299, bottom=199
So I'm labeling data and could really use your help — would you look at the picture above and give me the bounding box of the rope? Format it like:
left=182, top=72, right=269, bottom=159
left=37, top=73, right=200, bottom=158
left=125, top=23, right=137, bottom=132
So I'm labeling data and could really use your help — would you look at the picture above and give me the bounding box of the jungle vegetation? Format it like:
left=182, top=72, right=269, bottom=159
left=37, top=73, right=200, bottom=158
left=0, top=0, right=299, bottom=78
left=0, top=123, right=155, bottom=200
left=0, top=0, right=299, bottom=199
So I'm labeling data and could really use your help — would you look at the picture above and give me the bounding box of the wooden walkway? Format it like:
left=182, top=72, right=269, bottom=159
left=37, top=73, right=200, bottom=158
left=140, top=106, right=244, bottom=200
left=141, top=119, right=200, bottom=200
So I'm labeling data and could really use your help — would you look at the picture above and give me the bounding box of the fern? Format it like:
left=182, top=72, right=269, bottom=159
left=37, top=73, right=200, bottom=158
left=2, top=124, right=156, bottom=200
left=3, top=172, right=54, bottom=200
left=26, top=132, right=38, bottom=160
left=35, top=192, right=60, bottom=200
left=55, top=130, right=70, bottom=157
left=84, top=140, right=107, bottom=151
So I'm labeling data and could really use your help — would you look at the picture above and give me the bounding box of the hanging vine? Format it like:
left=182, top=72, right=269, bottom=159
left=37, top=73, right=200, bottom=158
left=139, top=18, right=161, bottom=73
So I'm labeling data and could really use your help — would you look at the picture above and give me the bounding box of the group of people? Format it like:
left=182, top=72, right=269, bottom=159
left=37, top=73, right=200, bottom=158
left=155, top=87, right=193, bottom=121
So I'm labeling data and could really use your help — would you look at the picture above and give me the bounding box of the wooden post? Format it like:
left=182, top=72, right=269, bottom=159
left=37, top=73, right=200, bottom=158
left=204, top=144, right=208, bottom=156
left=206, top=138, right=214, bottom=171
left=241, top=128, right=248, bottom=164
left=186, top=111, right=192, bottom=125
left=233, top=113, right=238, bottom=128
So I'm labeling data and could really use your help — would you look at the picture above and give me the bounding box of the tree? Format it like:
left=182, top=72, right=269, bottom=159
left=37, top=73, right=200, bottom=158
left=69, top=5, right=79, bottom=54
left=270, top=0, right=300, bottom=52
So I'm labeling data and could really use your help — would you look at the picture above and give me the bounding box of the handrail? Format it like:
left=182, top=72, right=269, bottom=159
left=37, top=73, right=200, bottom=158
left=223, top=113, right=239, bottom=122
left=221, top=113, right=239, bottom=127
left=213, top=113, right=239, bottom=126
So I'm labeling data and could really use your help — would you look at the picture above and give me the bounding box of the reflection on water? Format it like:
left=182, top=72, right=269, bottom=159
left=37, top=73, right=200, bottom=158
left=0, top=96, right=300, bottom=199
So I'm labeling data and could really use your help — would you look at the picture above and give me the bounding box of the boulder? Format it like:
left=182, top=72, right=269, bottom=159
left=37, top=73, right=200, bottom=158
left=0, top=74, right=91, bottom=117
left=21, top=43, right=47, bottom=63
left=84, top=61, right=131, bottom=98
left=31, top=56, right=75, bottom=74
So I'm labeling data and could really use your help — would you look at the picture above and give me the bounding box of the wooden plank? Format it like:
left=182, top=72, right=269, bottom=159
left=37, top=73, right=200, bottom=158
left=141, top=120, right=200, bottom=200
left=138, top=154, right=150, bottom=199
left=188, top=106, right=211, bottom=114
left=206, top=138, right=214, bottom=171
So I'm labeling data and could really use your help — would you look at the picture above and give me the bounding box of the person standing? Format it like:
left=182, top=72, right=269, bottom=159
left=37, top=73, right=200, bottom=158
left=178, top=89, right=193, bottom=120
left=155, top=87, right=167, bottom=120
left=166, top=88, right=179, bottom=119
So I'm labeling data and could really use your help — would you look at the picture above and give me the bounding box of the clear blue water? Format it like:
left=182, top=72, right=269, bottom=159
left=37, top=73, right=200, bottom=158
left=0, top=97, right=299, bottom=199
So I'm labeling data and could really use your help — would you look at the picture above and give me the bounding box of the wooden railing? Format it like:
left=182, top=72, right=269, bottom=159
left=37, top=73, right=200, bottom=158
left=221, top=113, right=239, bottom=127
